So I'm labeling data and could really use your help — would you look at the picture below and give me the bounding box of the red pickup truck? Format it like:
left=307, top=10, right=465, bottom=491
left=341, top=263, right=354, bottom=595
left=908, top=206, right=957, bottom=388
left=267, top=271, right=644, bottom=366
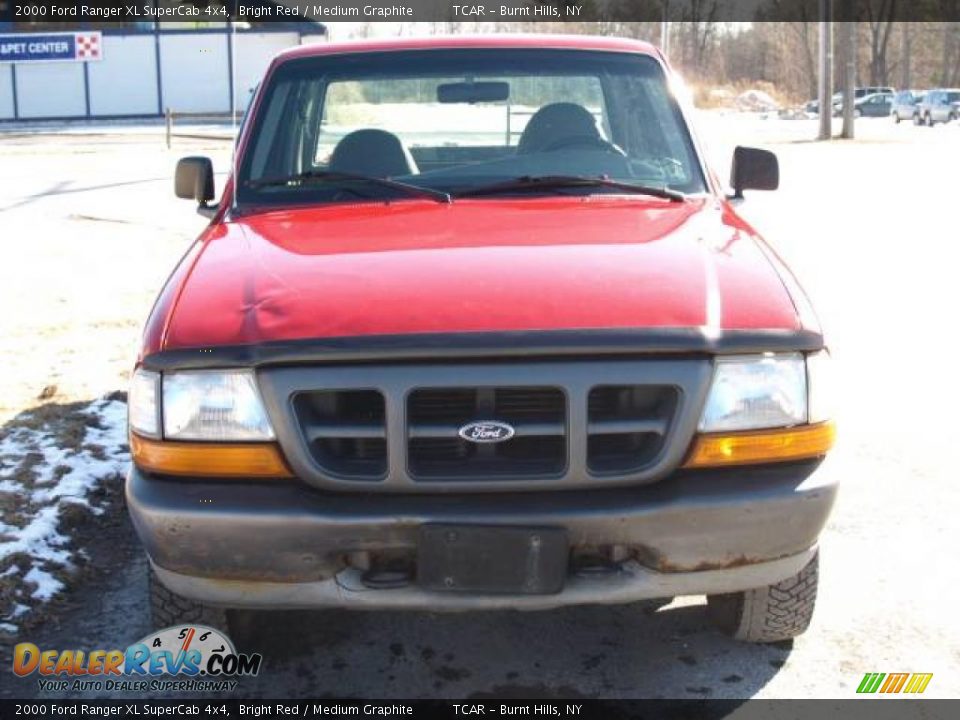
left=126, top=35, right=836, bottom=644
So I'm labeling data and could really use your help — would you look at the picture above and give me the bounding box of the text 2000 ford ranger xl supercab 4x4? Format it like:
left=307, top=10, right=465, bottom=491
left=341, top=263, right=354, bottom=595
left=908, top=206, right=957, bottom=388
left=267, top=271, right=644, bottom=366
left=126, top=36, right=836, bottom=643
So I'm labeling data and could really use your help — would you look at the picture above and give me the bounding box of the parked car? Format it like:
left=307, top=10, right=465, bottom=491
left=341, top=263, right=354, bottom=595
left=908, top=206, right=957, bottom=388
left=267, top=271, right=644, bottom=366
left=891, top=90, right=924, bottom=123
left=831, top=86, right=894, bottom=105
left=839, top=86, right=895, bottom=102
left=810, top=86, right=895, bottom=116
left=127, top=36, right=837, bottom=645
left=832, top=91, right=893, bottom=117
left=853, top=92, right=895, bottom=117
left=918, top=88, right=960, bottom=126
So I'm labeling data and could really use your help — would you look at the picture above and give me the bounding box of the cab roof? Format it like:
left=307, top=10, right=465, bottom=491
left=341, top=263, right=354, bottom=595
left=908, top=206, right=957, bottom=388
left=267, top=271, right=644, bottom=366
left=275, top=34, right=661, bottom=63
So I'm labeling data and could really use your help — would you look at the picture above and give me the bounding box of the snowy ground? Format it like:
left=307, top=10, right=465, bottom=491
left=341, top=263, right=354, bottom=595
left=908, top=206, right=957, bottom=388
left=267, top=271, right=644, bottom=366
left=0, top=112, right=959, bottom=700
left=0, top=397, right=128, bottom=634
left=0, top=128, right=228, bottom=637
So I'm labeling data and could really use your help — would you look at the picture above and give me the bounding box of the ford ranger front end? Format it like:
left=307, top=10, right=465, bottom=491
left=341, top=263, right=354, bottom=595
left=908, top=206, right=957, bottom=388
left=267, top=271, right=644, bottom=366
left=126, top=36, right=836, bottom=643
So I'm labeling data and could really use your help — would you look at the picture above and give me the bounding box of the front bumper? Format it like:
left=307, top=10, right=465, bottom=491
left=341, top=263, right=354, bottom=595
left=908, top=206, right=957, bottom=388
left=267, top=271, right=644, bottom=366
left=127, top=458, right=838, bottom=610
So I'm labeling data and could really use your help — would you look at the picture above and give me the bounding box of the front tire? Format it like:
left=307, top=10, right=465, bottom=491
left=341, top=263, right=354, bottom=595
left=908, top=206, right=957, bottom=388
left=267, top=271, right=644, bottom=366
left=926, top=113, right=934, bottom=127
left=707, top=551, right=819, bottom=643
left=149, top=565, right=230, bottom=631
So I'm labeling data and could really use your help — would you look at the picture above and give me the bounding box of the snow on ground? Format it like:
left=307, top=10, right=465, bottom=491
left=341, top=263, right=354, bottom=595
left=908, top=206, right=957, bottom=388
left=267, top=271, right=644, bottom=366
left=0, top=396, right=128, bottom=635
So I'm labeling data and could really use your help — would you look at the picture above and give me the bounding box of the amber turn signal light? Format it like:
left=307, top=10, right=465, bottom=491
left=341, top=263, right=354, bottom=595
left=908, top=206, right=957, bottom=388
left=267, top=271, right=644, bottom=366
left=130, top=434, right=293, bottom=478
left=683, top=421, right=836, bottom=469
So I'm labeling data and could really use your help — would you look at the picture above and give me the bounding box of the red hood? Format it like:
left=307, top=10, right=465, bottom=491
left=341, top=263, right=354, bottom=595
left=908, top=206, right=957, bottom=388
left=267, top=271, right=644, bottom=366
left=157, top=197, right=804, bottom=352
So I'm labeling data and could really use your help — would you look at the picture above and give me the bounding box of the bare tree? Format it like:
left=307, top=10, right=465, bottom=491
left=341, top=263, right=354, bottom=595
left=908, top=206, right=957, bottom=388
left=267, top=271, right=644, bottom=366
left=764, top=1, right=820, bottom=98
left=900, top=22, right=912, bottom=87
left=939, top=16, right=960, bottom=85
left=863, top=0, right=899, bottom=86
left=675, top=0, right=720, bottom=73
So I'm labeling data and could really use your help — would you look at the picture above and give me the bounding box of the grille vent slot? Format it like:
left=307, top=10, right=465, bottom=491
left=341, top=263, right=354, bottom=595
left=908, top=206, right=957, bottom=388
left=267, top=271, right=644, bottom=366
left=294, top=390, right=387, bottom=480
left=586, top=385, right=677, bottom=474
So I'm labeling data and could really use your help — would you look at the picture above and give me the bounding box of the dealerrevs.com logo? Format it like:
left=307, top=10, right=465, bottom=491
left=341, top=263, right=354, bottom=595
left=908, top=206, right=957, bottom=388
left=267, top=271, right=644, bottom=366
left=12, top=625, right=262, bottom=693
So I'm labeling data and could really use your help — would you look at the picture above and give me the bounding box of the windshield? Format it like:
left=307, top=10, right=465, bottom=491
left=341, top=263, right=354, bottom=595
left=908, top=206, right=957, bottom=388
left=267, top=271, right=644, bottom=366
left=236, top=49, right=706, bottom=206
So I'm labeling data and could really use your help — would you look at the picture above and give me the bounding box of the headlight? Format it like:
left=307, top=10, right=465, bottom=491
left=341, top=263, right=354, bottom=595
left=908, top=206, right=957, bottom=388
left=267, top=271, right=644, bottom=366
left=128, top=368, right=160, bottom=438
left=162, top=370, right=275, bottom=441
left=699, top=353, right=807, bottom=432
left=806, top=350, right=833, bottom=424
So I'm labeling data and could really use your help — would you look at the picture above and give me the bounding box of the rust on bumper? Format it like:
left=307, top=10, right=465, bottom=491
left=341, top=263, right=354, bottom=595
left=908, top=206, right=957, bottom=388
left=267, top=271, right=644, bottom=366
left=152, top=549, right=819, bottom=611
left=127, top=456, right=838, bottom=606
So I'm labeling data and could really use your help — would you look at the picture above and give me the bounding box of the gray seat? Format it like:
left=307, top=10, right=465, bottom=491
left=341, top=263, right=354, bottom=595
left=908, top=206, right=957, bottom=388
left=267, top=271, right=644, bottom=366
left=517, top=103, right=602, bottom=154
left=328, top=129, right=418, bottom=177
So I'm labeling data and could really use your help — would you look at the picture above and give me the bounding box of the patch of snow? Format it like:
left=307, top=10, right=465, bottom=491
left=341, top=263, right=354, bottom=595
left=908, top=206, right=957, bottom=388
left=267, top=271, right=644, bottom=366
left=0, top=397, right=129, bottom=633
left=0, top=504, right=71, bottom=566
left=10, top=603, right=29, bottom=618
left=22, top=566, right=64, bottom=601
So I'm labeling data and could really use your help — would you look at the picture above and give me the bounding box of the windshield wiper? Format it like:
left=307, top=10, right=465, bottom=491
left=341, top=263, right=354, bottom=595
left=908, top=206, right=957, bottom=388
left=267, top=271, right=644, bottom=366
left=454, top=175, right=685, bottom=202
left=245, top=170, right=452, bottom=204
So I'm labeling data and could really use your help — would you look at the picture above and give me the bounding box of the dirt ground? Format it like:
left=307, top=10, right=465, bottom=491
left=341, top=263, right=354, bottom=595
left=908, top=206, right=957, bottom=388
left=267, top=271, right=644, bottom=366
left=1, top=115, right=959, bottom=700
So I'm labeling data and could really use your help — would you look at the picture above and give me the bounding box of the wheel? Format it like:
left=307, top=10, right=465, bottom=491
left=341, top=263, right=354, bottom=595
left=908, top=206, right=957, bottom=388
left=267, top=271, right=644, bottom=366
left=149, top=565, right=230, bottom=631
left=893, top=112, right=900, bottom=123
left=707, top=551, right=819, bottom=643
left=913, top=113, right=922, bottom=125
left=854, top=108, right=862, bottom=118
left=926, top=113, right=934, bottom=127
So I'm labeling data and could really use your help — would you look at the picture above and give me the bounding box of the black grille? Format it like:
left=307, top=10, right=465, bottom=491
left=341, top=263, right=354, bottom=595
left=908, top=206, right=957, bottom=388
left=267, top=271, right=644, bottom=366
left=293, top=390, right=387, bottom=480
left=586, top=385, right=677, bottom=474
left=265, top=358, right=707, bottom=492
left=407, top=387, right=566, bottom=480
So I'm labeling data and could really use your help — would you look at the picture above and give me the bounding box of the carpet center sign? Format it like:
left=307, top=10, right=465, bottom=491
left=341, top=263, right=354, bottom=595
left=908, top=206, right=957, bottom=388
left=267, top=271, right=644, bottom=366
left=0, top=31, right=102, bottom=63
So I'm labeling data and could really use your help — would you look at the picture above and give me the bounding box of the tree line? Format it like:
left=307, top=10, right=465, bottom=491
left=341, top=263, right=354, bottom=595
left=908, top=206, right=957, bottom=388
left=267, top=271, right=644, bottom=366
left=343, top=15, right=960, bottom=104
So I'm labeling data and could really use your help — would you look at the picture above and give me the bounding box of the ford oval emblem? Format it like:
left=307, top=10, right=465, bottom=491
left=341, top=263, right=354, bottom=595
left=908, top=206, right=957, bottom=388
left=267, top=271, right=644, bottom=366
left=458, top=420, right=516, bottom=444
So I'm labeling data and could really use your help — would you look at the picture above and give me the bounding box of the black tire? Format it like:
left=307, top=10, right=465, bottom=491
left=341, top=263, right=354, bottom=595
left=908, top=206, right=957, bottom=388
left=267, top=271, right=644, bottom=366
left=149, top=565, right=229, bottom=631
left=707, top=551, right=819, bottom=643
left=893, top=112, right=900, bottom=123
left=926, top=113, right=934, bottom=127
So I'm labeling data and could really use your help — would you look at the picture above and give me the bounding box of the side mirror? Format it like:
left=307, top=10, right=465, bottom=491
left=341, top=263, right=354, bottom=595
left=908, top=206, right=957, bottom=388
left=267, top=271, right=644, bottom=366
left=730, top=146, right=779, bottom=200
left=175, top=156, right=215, bottom=206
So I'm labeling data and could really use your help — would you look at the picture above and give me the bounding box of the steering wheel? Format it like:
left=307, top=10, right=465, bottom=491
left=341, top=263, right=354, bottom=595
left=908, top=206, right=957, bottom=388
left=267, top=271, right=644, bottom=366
left=539, top=134, right=627, bottom=156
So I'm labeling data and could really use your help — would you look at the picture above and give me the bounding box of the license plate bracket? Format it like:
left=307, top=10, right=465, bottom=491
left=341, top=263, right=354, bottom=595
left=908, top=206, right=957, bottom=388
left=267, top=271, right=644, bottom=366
left=418, top=525, right=568, bottom=595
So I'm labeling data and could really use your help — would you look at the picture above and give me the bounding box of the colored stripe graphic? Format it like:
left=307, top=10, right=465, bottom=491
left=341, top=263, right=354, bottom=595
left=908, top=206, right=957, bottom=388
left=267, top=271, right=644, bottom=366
left=857, top=672, right=932, bottom=694
left=880, top=673, right=909, bottom=693
left=903, top=673, right=933, bottom=694
left=857, top=673, right=885, bottom=693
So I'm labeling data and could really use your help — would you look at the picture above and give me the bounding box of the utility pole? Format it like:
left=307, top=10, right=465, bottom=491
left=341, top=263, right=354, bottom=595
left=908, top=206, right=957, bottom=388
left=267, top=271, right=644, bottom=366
left=841, top=21, right=856, bottom=138
left=818, top=3, right=834, bottom=141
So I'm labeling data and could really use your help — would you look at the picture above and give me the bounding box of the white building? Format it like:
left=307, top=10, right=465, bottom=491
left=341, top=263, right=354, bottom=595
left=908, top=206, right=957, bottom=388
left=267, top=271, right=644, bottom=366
left=0, top=21, right=327, bottom=121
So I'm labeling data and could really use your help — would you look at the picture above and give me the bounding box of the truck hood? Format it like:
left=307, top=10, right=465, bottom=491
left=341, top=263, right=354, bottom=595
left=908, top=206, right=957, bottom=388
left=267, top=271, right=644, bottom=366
left=160, top=197, right=804, bottom=351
